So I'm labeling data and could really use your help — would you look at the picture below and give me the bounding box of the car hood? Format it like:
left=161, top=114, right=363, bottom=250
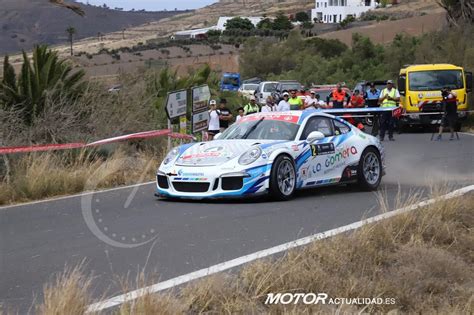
left=175, top=139, right=281, bottom=167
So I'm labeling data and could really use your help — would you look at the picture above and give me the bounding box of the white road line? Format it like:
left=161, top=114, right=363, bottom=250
left=0, top=181, right=155, bottom=211
left=459, top=132, right=474, bottom=136
left=86, top=184, right=474, bottom=313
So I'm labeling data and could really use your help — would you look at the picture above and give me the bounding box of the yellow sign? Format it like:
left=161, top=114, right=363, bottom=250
left=179, top=116, right=187, bottom=134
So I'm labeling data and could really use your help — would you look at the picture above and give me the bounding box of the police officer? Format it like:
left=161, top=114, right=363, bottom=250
left=365, top=82, right=381, bottom=136
left=378, top=80, right=400, bottom=141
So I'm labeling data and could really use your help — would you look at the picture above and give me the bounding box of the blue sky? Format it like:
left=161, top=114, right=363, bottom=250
left=76, top=0, right=216, bottom=11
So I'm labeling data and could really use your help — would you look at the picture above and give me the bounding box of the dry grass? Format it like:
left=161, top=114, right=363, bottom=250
left=0, top=147, right=164, bottom=206
left=30, top=191, right=474, bottom=314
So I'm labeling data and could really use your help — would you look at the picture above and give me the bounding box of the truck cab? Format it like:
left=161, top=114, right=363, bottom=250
left=220, top=72, right=241, bottom=92
left=398, top=64, right=472, bottom=128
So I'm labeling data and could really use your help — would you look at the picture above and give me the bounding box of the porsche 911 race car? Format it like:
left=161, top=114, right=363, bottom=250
left=156, top=110, right=386, bottom=201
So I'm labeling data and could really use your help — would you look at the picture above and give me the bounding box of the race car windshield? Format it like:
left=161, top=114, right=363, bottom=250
left=220, top=119, right=299, bottom=140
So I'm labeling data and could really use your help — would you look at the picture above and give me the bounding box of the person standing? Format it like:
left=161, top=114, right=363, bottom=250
left=288, top=89, right=303, bottom=110
left=207, top=100, right=220, bottom=140
left=436, top=87, right=458, bottom=141
left=243, top=96, right=260, bottom=115
left=276, top=92, right=291, bottom=112
left=329, top=83, right=349, bottom=109
left=217, top=98, right=233, bottom=132
left=304, top=91, right=319, bottom=109
left=261, top=96, right=275, bottom=112
left=364, top=82, right=381, bottom=136
left=349, top=90, right=364, bottom=108
left=235, top=107, right=245, bottom=123
left=378, top=80, right=400, bottom=141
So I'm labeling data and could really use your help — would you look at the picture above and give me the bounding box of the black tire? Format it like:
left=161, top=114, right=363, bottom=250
left=269, top=155, right=296, bottom=201
left=357, top=147, right=382, bottom=191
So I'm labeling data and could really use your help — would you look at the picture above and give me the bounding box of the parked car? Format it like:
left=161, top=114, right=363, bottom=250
left=255, top=81, right=278, bottom=105
left=272, top=80, right=304, bottom=102
left=238, top=83, right=260, bottom=99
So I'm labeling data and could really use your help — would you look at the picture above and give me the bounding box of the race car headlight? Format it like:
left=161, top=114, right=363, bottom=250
left=163, top=147, right=179, bottom=165
left=238, top=147, right=262, bottom=165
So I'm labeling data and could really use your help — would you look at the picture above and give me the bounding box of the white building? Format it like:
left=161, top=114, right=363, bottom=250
left=311, top=0, right=377, bottom=23
left=173, top=16, right=264, bottom=39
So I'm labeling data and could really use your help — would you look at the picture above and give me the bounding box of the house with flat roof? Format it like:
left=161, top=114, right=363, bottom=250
left=311, top=0, right=377, bottom=23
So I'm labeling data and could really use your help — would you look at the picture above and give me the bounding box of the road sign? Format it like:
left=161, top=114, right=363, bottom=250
left=192, top=85, right=211, bottom=113
left=165, top=90, right=187, bottom=119
left=192, top=110, right=209, bottom=133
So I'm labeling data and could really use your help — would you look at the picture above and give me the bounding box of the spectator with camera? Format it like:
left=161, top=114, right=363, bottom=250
left=435, top=87, right=458, bottom=141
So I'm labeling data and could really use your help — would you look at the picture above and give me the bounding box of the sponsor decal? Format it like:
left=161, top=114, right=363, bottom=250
left=300, top=166, right=309, bottom=180
left=310, top=146, right=358, bottom=175
left=177, top=169, right=205, bottom=177
left=358, top=133, right=366, bottom=139
left=310, top=143, right=335, bottom=156
left=181, top=152, right=222, bottom=160
left=174, top=177, right=208, bottom=181
left=291, top=144, right=300, bottom=152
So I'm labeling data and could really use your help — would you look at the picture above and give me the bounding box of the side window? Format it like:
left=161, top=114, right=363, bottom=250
left=301, top=117, right=334, bottom=140
left=333, top=119, right=351, bottom=135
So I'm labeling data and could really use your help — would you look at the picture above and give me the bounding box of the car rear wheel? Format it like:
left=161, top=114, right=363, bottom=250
left=269, top=155, right=296, bottom=201
left=357, top=147, right=382, bottom=191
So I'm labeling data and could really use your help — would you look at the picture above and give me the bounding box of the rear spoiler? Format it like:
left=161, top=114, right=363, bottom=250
left=319, top=107, right=402, bottom=118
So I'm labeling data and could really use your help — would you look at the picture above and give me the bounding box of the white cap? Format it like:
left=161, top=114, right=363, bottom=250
left=283, top=92, right=289, bottom=96
left=209, top=100, right=217, bottom=105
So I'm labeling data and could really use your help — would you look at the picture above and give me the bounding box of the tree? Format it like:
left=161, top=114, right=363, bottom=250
left=272, top=13, right=293, bottom=30
left=257, top=18, right=273, bottom=30
left=0, top=45, right=85, bottom=125
left=295, top=11, right=310, bottom=22
left=66, top=26, right=76, bottom=56
left=436, top=0, right=473, bottom=26
left=224, top=17, right=255, bottom=30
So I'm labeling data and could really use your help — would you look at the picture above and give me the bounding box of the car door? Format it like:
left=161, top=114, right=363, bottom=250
left=298, top=116, right=337, bottom=186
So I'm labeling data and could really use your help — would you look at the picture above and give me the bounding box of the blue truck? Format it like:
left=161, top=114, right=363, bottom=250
left=220, top=72, right=241, bottom=91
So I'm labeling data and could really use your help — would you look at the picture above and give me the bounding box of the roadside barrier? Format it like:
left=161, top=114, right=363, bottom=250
left=0, top=129, right=195, bottom=155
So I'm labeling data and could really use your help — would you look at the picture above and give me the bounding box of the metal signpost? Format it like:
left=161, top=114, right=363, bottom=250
left=164, top=85, right=210, bottom=149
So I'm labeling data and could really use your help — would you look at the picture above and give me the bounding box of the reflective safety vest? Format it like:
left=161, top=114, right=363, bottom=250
left=244, top=103, right=259, bottom=115
left=288, top=97, right=302, bottom=110
left=331, top=89, right=346, bottom=102
left=381, top=88, right=398, bottom=107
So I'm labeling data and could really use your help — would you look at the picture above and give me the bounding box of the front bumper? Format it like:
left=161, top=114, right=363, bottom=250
left=155, top=164, right=271, bottom=199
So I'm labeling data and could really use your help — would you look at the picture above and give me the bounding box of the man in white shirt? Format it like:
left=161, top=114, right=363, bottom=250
left=304, top=91, right=319, bottom=109
left=276, top=92, right=291, bottom=112
left=207, top=100, right=220, bottom=140
left=261, top=96, right=275, bottom=112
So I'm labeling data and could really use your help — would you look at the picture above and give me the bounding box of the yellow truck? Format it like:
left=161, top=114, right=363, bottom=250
left=398, top=64, right=472, bottom=129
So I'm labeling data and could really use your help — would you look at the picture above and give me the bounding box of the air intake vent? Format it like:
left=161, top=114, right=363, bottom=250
left=172, top=182, right=210, bottom=193
left=222, top=177, right=243, bottom=191
left=157, top=175, right=169, bottom=189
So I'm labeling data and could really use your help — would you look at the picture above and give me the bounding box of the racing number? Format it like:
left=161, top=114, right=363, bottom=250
left=310, top=143, right=335, bottom=156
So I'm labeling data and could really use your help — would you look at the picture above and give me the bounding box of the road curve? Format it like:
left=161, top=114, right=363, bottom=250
left=1, top=133, right=473, bottom=313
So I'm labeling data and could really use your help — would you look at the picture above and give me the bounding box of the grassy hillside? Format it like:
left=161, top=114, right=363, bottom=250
left=0, top=0, right=186, bottom=54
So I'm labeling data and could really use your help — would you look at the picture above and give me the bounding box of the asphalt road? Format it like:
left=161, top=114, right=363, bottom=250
left=1, top=133, right=473, bottom=313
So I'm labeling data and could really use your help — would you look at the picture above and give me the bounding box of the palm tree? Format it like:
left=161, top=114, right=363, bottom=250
left=437, top=0, right=473, bottom=26
left=49, top=0, right=85, bottom=16
left=0, top=45, right=85, bottom=125
left=66, top=26, right=76, bottom=56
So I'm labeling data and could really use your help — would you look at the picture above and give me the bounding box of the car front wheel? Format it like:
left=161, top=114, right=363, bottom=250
left=357, top=147, right=382, bottom=191
left=269, top=155, right=296, bottom=201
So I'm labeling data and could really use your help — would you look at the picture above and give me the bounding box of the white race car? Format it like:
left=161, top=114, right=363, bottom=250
left=156, top=110, right=385, bottom=201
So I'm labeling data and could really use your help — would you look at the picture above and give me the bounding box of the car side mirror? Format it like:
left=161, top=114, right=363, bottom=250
left=306, top=131, right=325, bottom=143
left=214, top=133, right=222, bottom=140
left=466, top=71, right=472, bottom=93
left=398, top=76, right=406, bottom=96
